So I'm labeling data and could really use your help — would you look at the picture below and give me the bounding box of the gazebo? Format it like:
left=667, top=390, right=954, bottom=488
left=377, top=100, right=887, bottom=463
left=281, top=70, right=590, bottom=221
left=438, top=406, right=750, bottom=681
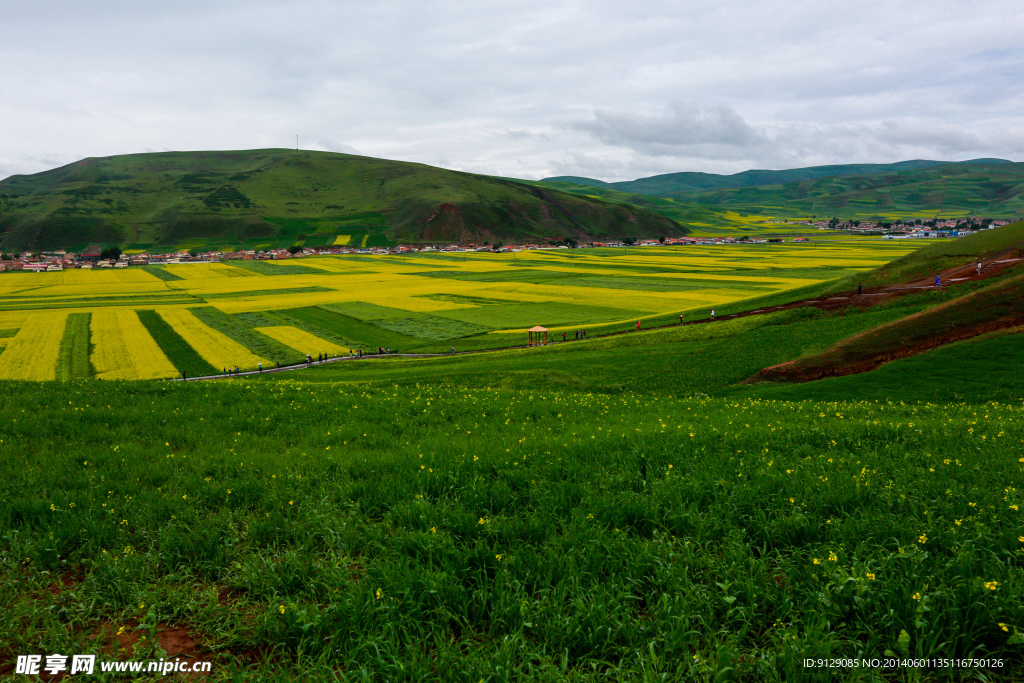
left=527, top=325, right=549, bottom=347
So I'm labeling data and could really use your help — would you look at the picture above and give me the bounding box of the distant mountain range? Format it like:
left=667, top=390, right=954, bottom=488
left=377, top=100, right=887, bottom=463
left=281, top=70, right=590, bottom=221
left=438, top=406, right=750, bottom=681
left=541, top=159, right=1024, bottom=220
left=544, top=159, right=1014, bottom=195
left=0, top=150, right=685, bottom=251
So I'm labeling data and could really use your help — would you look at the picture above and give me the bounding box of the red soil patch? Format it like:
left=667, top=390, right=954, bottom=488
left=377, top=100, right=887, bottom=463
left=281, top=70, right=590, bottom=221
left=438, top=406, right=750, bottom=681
left=753, top=256, right=1024, bottom=383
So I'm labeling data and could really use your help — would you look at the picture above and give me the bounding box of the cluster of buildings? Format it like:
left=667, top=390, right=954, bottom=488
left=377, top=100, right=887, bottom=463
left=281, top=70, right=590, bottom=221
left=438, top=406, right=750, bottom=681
left=2, top=220, right=1009, bottom=272
left=782, top=217, right=1016, bottom=236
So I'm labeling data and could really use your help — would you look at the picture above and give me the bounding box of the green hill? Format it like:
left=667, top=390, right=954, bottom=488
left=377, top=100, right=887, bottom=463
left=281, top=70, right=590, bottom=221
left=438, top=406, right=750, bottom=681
left=0, top=150, right=685, bottom=251
left=678, top=162, right=1024, bottom=219
left=543, top=159, right=1024, bottom=222
left=544, top=158, right=1013, bottom=196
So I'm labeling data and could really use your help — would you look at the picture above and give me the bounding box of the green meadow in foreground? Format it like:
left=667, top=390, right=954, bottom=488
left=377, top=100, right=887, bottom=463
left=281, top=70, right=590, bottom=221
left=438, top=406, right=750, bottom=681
left=2, top=331, right=1023, bottom=681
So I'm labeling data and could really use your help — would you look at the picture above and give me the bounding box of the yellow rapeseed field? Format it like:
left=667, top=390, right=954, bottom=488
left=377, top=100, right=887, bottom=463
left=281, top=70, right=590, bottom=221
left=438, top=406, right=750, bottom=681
left=91, top=310, right=177, bottom=380
left=255, top=326, right=350, bottom=356
left=0, top=240, right=925, bottom=380
left=158, top=308, right=268, bottom=370
left=0, top=311, right=68, bottom=380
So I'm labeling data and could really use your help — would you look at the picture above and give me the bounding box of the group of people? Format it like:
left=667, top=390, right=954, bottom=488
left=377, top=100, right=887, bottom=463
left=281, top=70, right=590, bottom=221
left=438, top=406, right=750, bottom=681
left=574, top=329, right=588, bottom=340
left=377, top=347, right=391, bottom=355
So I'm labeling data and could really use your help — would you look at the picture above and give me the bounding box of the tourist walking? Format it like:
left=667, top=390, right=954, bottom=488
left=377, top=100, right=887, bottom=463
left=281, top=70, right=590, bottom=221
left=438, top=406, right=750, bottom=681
left=710, top=309, right=715, bottom=320
left=636, top=320, right=641, bottom=331
left=934, top=275, right=941, bottom=286
left=680, top=314, right=684, bottom=325
left=857, top=283, right=862, bottom=296
left=977, top=262, right=982, bottom=275
left=258, top=363, right=262, bottom=373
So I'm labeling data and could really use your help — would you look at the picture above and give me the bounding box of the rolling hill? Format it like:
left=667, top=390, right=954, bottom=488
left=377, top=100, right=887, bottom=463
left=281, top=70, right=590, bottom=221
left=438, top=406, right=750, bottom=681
left=544, top=158, right=1013, bottom=196
left=0, top=149, right=685, bottom=252
left=543, top=159, right=1024, bottom=221
left=746, top=221, right=1024, bottom=383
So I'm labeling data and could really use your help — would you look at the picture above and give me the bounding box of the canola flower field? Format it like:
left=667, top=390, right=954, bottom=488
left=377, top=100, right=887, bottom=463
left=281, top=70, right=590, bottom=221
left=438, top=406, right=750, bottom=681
left=1, top=376, right=1022, bottom=681
left=0, top=241, right=920, bottom=380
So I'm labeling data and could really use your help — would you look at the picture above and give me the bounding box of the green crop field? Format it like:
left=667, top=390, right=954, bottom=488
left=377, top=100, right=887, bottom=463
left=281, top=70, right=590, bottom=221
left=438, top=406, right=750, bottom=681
left=2, top=226, right=1023, bottom=680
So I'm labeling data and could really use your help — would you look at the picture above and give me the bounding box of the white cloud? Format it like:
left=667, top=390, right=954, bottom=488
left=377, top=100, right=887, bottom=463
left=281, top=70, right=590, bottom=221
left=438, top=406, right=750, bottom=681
left=1, top=0, right=1022, bottom=181
left=570, top=102, right=769, bottom=155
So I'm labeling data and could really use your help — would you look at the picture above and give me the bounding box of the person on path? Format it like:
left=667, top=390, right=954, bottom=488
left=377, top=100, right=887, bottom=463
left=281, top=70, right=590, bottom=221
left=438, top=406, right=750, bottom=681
left=636, top=320, right=641, bottom=331
left=977, top=262, right=982, bottom=275
left=562, top=332, right=566, bottom=341
left=934, top=275, right=941, bottom=286
left=450, top=346, right=455, bottom=354
left=276, top=360, right=280, bottom=369
left=710, top=309, right=715, bottom=320
left=857, top=283, right=862, bottom=296
left=258, top=363, right=262, bottom=373
left=386, top=347, right=390, bottom=355
left=680, top=314, right=684, bottom=325
left=182, top=370, right=187, bottom=381
left=235, top=366, right=239, bottom=374
left=575, top=330, right=579, bottom=340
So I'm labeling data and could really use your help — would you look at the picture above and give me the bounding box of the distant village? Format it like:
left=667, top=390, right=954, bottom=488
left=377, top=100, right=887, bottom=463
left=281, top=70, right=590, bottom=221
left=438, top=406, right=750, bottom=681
left=777, top=216, right=1016, bottom=237
left=0, top=218, right=1016, bottom=272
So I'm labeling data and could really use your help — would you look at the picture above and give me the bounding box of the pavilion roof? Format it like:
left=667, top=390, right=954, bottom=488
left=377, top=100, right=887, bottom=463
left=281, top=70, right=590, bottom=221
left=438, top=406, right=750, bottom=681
left=527, top=325, right=549, bottom=332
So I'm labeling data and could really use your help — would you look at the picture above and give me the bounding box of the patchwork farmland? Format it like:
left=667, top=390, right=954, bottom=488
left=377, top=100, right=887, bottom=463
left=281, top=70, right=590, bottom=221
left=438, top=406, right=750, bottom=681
left=0, top=241, right=920, bottom=380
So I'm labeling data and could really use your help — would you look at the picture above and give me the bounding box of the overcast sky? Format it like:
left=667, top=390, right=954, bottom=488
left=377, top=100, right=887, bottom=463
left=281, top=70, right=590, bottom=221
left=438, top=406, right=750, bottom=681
left=2, top=0, right=1023, bottom=182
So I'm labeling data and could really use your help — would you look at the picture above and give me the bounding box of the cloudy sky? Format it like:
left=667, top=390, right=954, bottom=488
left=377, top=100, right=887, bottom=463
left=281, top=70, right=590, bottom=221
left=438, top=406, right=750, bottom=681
left=2, top=0, right=1023, bottom=181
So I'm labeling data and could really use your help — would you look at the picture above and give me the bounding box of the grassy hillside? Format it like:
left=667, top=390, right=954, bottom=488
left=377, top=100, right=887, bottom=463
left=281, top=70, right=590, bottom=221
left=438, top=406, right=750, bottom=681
left=545, top=159, right=1012, bottom=195
left=723, top=221, right=1024, bottom=385
left=855, top=220, right=1024, bottom=287
left=542, top=160, right=1024, bottom=223
left=672, top=162, right=1024, bottom=220
left=728, top=328, right=1024, bottom=404
left=755, top=271, right=1024, bottom=382
left=0, top=150, right=684, bottom=251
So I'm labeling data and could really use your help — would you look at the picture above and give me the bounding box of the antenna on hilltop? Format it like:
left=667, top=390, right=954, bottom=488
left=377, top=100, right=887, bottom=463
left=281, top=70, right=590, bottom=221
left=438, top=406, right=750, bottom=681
left=296, top=134, right=299, bottom=150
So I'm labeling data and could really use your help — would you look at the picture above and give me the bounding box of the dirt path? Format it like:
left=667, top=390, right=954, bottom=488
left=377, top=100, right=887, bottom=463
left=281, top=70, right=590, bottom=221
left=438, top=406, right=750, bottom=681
left=176, top=255, right=1023, bottom=383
